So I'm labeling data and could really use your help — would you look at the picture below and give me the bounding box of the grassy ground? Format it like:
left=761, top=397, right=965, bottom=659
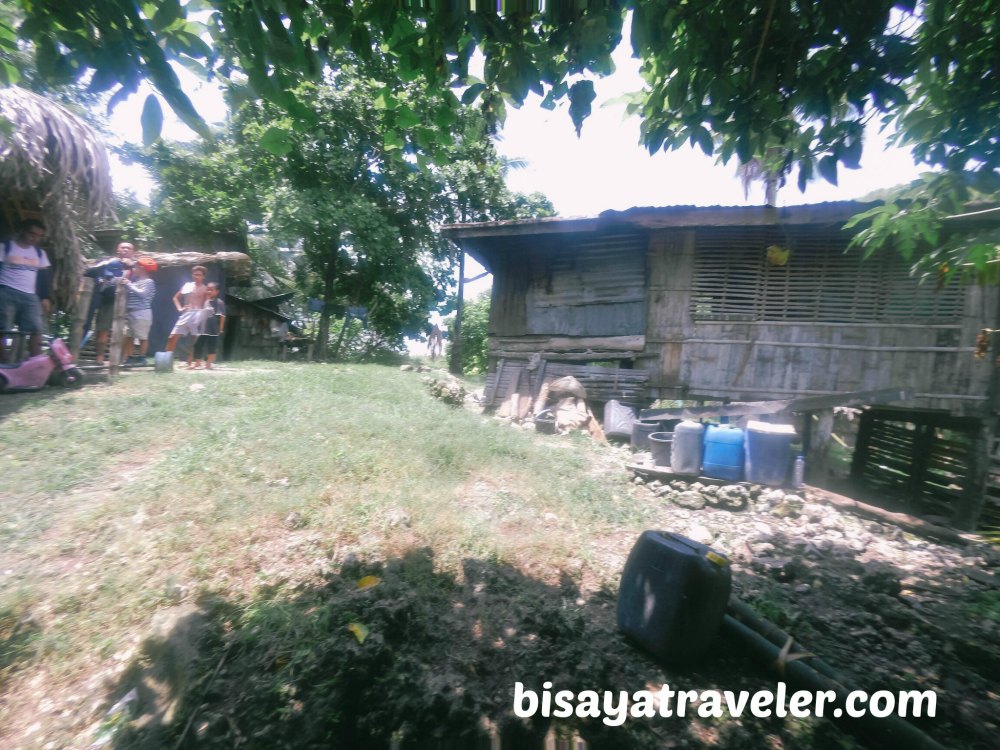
left=6, top=363, right=983, bottom=750
left=1, top=362, right=689, bottom=749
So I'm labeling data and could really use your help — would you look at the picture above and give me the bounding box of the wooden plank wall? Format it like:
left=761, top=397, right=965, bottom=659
left=643, top=229, right=696, bottom=390
left=523, top=233, right=646, bottom=336
left=484, top=232, right=648, bottom=375
left=488, top=247, right=529, bottom=337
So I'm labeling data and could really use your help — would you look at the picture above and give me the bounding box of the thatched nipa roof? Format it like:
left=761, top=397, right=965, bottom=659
left=0, top=87, right=115, bottom=305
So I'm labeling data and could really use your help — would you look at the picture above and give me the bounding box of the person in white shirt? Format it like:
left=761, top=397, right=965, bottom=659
left=0, top=219, right=51, bottom=357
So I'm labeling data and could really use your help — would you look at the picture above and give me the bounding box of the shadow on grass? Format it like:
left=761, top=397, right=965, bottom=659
left=0, top=607, right=41, bottom=686
left=99, top=547, right=821, bottom=750
left=95, top=532, right=998, bottom=750
left=0, top=386, right=75, bottom=421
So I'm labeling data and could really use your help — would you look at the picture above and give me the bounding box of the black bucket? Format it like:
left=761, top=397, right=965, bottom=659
left=534, top=409, right=556, bottom=435
left=631, top=420, right=661, bottom=451
left=649, top=431, right=674, bottom=467
left=617, top=530, right=732, bottom=662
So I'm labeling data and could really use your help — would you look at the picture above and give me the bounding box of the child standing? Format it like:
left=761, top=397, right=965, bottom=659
left=191, top=282, right=225, bottom=369
left=166, top=265, right=208, bottom=355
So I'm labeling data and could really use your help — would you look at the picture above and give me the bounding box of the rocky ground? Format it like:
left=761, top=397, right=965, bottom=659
left=625, top=462, right=1000, bottom=749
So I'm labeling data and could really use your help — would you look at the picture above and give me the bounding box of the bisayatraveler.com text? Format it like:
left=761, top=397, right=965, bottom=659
left=513, top=681, right=937, bottom=727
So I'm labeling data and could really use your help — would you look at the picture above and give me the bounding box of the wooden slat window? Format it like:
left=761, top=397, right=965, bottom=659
left=691, top=227, right=965, bottom=323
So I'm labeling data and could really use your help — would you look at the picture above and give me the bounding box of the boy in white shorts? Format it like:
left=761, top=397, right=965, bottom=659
left=165, top=266, right=208, bottom=353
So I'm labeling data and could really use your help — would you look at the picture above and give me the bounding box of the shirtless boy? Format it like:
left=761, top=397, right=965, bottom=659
left=165, top=266, right=208, bottom=353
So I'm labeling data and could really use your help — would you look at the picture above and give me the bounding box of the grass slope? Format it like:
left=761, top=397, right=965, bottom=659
left=4, top=363, right=734, bottom=749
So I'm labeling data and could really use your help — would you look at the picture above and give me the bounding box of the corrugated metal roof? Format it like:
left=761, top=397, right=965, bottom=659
left=441, top=201, right=881, bottom=241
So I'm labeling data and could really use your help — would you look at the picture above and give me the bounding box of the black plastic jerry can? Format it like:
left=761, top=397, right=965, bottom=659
left=617, top=530, right=732, bottom=663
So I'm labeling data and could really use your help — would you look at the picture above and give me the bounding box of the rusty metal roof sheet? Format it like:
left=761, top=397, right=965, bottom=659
left=441, top=201, right=882, bottom=242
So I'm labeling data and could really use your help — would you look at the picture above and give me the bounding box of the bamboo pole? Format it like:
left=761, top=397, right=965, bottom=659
left=69, top=276, right=94, bottom=357
left=107, top=280, right=127, bottom=379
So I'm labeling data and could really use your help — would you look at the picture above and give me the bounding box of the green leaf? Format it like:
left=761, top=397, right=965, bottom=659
left=394, top=105, right=421, bottom=129
left=373, top=89, right=397, bottom=110
left=818, top=155, right=838, bottom=186
left=433, top=103, right=457, bottom=129
left=0, top=59, right=20, bottom=85
left=152, top=0, right=185, bottom=31
left=796, top=158, right=813, bottom=192
left=141, top=94, right=164, bottom=147
left=840, top=139, right=862, bottom=170
left=568, top=80, right=596, bottom=137
left=383, top=130, right=404, bottom=150
left=691, top=126, right=713, bottom=157
left=461, top=82, right=486, bottom=105
left=259, top=126, right=293, bottom=156
left=842, top=205, right=885, bottom=230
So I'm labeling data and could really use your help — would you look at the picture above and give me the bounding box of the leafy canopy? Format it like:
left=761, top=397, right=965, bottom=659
left=11, top=1, right=1000, bottom=273
left=121, top=51, right=551, bottom=358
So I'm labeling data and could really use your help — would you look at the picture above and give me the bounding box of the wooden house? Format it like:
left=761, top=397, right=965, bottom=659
left=223, top=292, right=307, bottom=361
left=443, top=201, right=1000, bottom=530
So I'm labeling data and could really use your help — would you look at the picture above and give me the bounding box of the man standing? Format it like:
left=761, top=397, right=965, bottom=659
left=120, top=256, right=157, bottom=365
left=0, top=219, right=50, bottom=358
left=85, top=241, right=136, bottom=366
left=165, top=265, right=209, bottom=353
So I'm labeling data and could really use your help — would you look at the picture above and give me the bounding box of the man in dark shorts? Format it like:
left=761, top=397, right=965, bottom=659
left=0, top=219, right=50, bottom=358
left=86, top=241, right=136, bottom=366
left=191, top=282, right=225, bottom=369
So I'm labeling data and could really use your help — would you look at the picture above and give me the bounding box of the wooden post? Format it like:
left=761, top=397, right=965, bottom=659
left=69, top=276, right=94, bottom=357
left=955, top=419, right=991, bottom=529
left=850, top=409, right=875, bottom=483
left=909, top=423, right=935, bottom=511
left=107, top=281, right=128, bottom=379
left=449, top=249, right=466, bottom=376
left=805, top=409, right=834, bottom=483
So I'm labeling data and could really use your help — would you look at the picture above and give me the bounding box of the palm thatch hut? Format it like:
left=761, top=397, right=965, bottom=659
left=0, top=86, right=115, bottom=306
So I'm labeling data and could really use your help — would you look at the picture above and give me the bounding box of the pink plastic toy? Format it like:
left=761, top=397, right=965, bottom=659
left=0, top=338, right=84, bottom=392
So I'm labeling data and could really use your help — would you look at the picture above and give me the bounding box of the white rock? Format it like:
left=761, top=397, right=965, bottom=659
left=686, top=524, right=715, bottom=545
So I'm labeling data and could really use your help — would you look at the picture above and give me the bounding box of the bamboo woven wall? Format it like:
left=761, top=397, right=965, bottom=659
left=642, top=226, right=996, bottom=415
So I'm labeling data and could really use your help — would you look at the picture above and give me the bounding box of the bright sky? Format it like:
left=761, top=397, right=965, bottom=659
left=106, top=26, right=926, bottom=310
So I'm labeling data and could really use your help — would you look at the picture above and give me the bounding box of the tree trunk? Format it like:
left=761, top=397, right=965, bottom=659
left=313, top=240, right=338, bottom=360
left=331, top=316, right=351, bottom=361
left=449, top=249, right=465, bottom=375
